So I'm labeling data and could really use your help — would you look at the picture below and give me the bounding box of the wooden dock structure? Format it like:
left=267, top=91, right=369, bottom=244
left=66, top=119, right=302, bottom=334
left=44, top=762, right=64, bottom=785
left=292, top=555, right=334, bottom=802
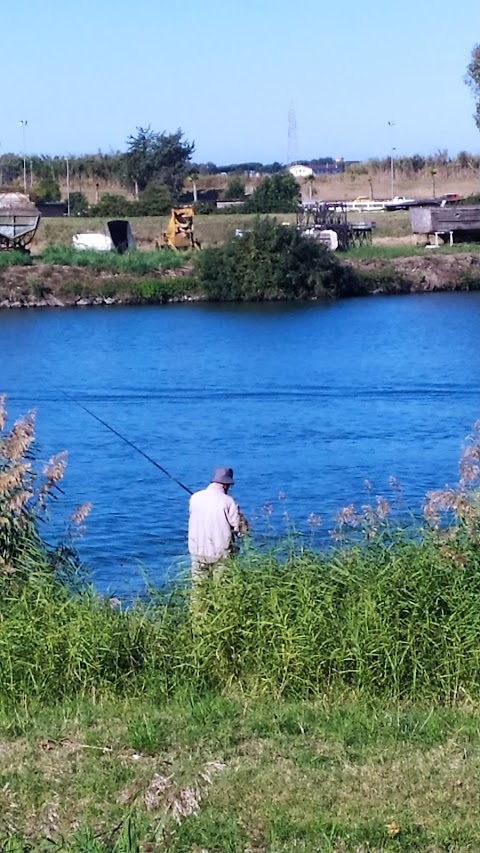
left=410, top=205, right=480, bottom=245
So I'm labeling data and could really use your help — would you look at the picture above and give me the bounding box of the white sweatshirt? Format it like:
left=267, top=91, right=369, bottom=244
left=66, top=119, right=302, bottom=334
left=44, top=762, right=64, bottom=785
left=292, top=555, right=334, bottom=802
left=188, top=482, right=242, bottom=563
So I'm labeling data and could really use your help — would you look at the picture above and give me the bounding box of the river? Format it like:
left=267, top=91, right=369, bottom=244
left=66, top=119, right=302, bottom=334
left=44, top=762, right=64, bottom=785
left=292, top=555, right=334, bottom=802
left=1, top=292, right=480, bottom=594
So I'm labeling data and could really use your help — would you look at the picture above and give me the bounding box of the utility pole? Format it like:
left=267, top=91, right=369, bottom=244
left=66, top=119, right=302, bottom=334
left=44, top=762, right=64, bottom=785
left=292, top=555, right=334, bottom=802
left=287, top=103, right=298, bottom=166
left=19, top=120, right=28, bottom=194
left=388, top=120, right=395, bottom=200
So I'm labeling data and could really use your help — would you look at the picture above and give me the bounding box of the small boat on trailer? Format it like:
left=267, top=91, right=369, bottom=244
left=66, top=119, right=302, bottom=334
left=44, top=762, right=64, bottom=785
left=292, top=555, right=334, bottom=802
left=0, top=192, right=40, bottom=252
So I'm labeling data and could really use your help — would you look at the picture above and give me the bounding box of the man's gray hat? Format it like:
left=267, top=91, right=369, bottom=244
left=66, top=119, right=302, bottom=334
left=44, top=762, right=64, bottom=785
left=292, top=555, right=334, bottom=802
left=211, top=466, right=234, bottom=485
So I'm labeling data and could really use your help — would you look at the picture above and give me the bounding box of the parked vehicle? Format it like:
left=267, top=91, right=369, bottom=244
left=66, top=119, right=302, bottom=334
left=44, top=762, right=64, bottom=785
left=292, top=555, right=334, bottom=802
left=384, top=196, right=416, bottom=211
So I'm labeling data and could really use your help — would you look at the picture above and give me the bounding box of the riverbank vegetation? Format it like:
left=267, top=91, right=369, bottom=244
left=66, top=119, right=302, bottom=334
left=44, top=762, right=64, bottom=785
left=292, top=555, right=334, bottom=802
left=3, top=397, right=480, bottom=850
left=2, top=216, right=480, bottom=307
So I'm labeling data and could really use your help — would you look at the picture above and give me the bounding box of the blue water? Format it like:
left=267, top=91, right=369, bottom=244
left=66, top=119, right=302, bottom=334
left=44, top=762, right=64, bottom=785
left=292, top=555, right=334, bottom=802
left=1, top=292, right=480, bottom=594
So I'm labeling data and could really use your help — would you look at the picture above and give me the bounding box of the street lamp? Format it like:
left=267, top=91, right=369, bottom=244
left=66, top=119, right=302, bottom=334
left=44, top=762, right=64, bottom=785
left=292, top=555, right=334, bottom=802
left=65, top=157, right=70, bottom=216
left=388, top=120, right=395, bottom=200
left=19, top=120, right=28, bottom=194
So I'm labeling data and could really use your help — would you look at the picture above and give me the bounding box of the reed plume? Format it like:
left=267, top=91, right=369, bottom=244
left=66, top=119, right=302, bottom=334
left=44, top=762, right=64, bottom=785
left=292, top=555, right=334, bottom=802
left=0, top=395, right=78, bottom=585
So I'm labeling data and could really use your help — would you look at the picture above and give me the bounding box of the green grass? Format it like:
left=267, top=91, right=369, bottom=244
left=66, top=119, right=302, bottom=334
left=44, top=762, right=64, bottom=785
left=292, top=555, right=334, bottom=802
left=0, top=250, right=32, bottom=268
left=2, top=694, right=480, bottom=851
left=348, top=209, right=412, bottom=239
left=39, top=245, right=190, bottom=273
left=53, top=275, right=199, bottom=303
left=346, top=242, right=480, bottom=259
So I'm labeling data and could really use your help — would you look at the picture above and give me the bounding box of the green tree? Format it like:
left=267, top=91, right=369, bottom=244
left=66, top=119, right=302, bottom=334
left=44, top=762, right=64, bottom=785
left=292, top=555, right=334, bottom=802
left=0, top=154, right=22, bottom=186
left=223, top=175, right=246, bottom=200
left=125, top=126, right=194, bottom=198
left=304, top=174, right=315, bottom=199
left=466, top=44, right=480, bottom=131
left=136, top=180, right=172, bottom=215
left=244, top=173, right=300, bottom=213
left=410, top=154, right=426, bottom=173
left=31, top=177, right=61, bottom=203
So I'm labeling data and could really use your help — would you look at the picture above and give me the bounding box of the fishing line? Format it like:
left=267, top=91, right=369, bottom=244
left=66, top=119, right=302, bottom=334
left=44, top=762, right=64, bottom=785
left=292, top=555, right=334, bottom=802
left=49, top=383, right=193, bottom=495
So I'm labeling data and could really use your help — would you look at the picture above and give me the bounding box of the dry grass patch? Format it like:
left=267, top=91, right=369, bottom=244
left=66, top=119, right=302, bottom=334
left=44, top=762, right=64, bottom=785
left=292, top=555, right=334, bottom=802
left=32, top=210, right=415, bottom=254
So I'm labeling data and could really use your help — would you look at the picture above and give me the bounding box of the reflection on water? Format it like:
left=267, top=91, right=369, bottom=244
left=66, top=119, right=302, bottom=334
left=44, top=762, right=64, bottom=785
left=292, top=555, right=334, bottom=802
left=1, top=292, right=480, bottom=593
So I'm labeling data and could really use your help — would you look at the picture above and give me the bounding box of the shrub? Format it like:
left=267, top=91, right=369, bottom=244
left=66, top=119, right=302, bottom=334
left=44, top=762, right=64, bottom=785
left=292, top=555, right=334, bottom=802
left=194, top=200, right=217, bottom=214
left=135, top=276, right=197, bottom=301
left=195, top=216, right=354, bottom=300
left=457, top=193, right=480, bottom=205
left=68, top=191, right=89, bottom=216
left=89, top=193, right=135, bottom=218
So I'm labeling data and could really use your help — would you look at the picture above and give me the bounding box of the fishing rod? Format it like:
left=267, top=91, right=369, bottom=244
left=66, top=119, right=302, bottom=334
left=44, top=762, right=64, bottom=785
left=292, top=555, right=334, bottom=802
left=50, top=384, right=193, bottom=495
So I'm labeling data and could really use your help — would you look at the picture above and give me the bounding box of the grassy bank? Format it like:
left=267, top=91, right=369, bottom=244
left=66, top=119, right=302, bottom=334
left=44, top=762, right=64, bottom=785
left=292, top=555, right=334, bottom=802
left=4, top=538, right=480, bottom=851
left=3, top=403, right=480, bottom=849
left=0, top=247, right=199, bottom=306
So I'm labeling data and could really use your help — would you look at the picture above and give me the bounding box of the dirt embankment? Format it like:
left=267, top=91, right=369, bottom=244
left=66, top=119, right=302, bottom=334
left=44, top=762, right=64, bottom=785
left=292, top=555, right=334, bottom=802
left=0, top=263, right=198, bottom=308
left=0, top=253, right=480, bottom=308
left=347, top=252, right=480, bottom=294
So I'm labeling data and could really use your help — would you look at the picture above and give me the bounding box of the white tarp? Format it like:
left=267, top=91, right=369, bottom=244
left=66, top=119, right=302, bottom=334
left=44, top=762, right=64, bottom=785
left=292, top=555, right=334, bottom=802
left=72, top=233, right=113, bottom=252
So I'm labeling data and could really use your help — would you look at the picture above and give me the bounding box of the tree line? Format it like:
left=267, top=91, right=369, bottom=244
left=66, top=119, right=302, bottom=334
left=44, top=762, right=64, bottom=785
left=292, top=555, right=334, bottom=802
left=3, top=148, right=480, bottom=191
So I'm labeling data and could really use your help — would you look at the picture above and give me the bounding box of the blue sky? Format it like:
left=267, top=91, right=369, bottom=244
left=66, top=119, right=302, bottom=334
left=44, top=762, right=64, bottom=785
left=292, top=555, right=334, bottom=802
left=2, top=0, right=479, bottom=163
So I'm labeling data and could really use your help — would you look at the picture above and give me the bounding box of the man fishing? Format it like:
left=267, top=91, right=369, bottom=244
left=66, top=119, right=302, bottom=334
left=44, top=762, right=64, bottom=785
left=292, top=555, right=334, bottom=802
left=188, top=466, right=248, bottom=582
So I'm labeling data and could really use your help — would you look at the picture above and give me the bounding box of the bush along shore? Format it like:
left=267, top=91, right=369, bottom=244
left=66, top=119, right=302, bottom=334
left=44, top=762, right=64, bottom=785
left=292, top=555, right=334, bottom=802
left=4, top=397, right=480, bottom=850
left=2, top=219, right=480, bottom=308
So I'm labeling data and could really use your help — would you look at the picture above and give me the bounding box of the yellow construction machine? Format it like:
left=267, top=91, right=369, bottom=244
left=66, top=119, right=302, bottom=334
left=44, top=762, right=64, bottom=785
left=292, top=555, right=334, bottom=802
left=158, top=207, right=201, bottom=251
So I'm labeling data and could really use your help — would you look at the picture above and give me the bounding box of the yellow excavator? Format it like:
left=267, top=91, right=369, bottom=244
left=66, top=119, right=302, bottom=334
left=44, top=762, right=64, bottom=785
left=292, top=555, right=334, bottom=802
left=158, top=207, right=201, bottom=251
